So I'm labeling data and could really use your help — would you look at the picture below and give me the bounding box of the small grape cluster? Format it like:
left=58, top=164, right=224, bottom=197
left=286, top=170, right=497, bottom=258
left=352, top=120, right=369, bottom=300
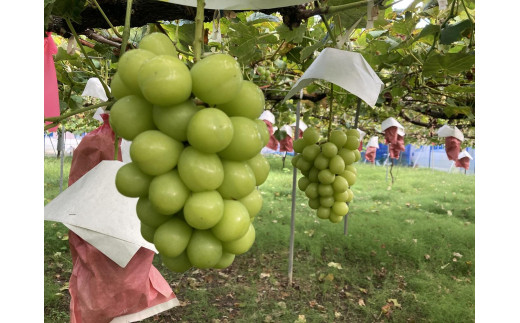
left=292, top=127, right=361, bottom=223
left=109, top=33, right=271, bottom=272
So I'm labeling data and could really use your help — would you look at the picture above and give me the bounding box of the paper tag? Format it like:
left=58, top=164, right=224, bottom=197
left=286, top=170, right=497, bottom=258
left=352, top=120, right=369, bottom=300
left=438, top=0, right=448, bottom=10
left=67, top=36, right=77, bottom=55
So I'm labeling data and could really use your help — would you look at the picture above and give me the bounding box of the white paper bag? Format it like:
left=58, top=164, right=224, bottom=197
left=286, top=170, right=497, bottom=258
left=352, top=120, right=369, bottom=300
left=282, top=48, right=384, bottom=108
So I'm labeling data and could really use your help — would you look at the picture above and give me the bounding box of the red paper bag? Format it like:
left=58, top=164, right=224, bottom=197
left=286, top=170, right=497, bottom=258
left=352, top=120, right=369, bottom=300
left=455, top=156, right=470, bottom=170
left=445, top=137, right=461, bottom=161
left=365, top=146, right=377, bottom=163
left=279, top=135, right=293, bottom=152
left=67, top=114, right=176, bottom=323
left=263, top=120, right=279, bottom=150
left=384, top=127, right=405, bottom=159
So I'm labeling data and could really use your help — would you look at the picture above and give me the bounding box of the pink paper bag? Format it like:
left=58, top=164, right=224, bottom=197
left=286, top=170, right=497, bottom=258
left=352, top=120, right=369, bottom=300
left=44, top=32, right=60, bottom=132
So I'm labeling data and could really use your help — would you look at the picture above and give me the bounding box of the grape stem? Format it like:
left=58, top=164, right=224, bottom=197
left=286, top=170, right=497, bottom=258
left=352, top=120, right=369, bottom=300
left=120, top=0, right=134, bottom=58
left=327, top=82, right=334, bottom=141
left=193, top=0, right=206, bottom=62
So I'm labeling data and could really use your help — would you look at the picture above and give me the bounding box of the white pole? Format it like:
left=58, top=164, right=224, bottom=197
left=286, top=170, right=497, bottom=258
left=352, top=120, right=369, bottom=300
left=59, top=125, right=65, bottom=193
left=412, top=146, right=423, bottom=168
left=288, top=89, right=303, bottom=286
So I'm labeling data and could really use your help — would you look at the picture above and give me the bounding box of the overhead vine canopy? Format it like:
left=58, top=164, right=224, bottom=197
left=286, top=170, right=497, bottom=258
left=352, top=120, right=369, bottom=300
left=44, top=0, right=475, bottom=146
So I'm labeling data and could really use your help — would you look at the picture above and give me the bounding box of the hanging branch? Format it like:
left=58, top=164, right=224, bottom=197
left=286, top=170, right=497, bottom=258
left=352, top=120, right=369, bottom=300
left=44, top=100, right=114, bottom=131
left=65, top=18, right=112, bottom=99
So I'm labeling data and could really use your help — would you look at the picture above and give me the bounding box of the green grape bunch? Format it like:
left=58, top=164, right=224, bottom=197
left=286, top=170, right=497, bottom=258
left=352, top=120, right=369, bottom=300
left=110, top=33, right=271, bottom=272
left=292, top=127, right=361, bottom=223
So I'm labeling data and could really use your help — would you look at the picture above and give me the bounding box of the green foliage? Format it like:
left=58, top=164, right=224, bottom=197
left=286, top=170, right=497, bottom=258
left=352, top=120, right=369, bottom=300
left=228, top=21, right=278, bottom=64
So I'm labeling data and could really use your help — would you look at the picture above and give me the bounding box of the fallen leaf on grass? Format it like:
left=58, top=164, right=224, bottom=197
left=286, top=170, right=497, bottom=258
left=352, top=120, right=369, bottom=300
left=359, top=287, right=368, bottom=294
left=447, top=210, right=453, bottom=216
left=334, top=311, right=342, bottom=318
left=453, top=252, right=463, bottom=258
left=388, top=298, right=401, bottom=308
left=327, top=262, right=343, bottom=269
left=277, top=301, right=286, bottom=309
left=260, top=273, right=271, bottom=278
left=358, top=299, right=366, bottom=306
left=304, top=230, right=315, bottom=237
left=424, top=254, right=430, bottom=260
left=294, top=314, right=306, bottom=322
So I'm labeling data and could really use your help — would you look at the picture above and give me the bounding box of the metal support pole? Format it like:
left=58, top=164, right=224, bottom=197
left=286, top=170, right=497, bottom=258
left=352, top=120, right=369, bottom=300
left=288, top=89, right=303, bottom=286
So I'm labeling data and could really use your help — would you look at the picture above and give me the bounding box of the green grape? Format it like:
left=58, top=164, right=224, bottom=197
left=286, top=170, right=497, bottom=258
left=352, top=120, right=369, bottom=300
left=138, top=55, right=192, bottom=106
left=302, top=144, right=321, bottom=162
left=329, top=155, right=346, bottom=174
left=321, top=142, right=338, bottom=158
left=296, top=158, right=312, bottom=172
left=332, top=176, right=349, bottom=193
left=308, top=167, right=320, bottom=183
left=153, top=99, right=202, bottom=142
left=305, top=183, right=319, bottom=199
left=319, top=196, right=335, bottom=208
left=329, top=213, right=343, bottom=223
left=293, top=138, right=307, bottom=153
left=216, top=80, right=265, bottom=119
left=344, top=135, right=360, bottom=150
left=109, top=95, right=156, bottom=141
left=117, top=49, right=156, bottom=95
left=190, top=53, right=243, bottom=105
left=329, top=130, right=347, bottom=148
left=317, top=207, right=331, bottom=219
left=338, top=148, right=356, bottom=165
left=317, top=169, right=335, bottom=184
left=298, top=176, right=311, bottom=191
left=341, top=170, right=357, bottom=186
left=314, top=153, right=330, bottom=170
left=303, top=127, right=320, bottom=145
left=332, top=201, right=349, bottom=215
left=308, top=198, right=320, bottom=210
left=139, top=32, right=177, bottom=56
left=318, top=184, right=334, bottom=197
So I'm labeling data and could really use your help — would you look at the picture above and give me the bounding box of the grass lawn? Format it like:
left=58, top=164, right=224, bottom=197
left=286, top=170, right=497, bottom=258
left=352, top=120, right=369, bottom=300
left=44, top=155, right=475, bottom=322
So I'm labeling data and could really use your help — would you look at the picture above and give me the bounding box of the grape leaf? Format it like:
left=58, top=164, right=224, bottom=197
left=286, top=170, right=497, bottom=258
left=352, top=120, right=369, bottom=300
left=414, top=24, right=440, bottom=42
left=228, top=22, right=278, bottom=64
left=440, top=19, right=473, bottom=45
left=423, top=52, right=475, bottom=76
left=276, top=24, right=306, bottom=44
left=300, top=38, right=327, bottom=62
